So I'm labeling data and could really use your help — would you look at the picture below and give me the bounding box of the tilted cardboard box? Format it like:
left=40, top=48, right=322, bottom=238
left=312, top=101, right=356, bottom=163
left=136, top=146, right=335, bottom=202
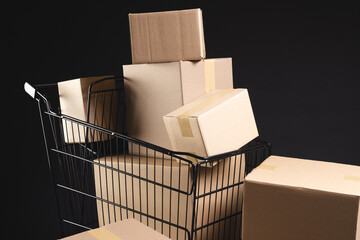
left=129, top=8, right=205, bottom=64
left=93, top=153, right=245, bottom=240
left=163, top=89, right=258, bottom=161
left=123, top=58, right=233, bottom=158
left=61, top=218, right=170, bottom=240
left=58, top=76, right=118, bottom=143
left=242, top=155, right=360, bottom=240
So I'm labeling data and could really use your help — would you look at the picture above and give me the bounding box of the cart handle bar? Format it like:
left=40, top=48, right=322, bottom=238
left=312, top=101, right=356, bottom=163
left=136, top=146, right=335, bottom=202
left=24, top=82, right=53, bottom=113
left=24, top=82, right=48, bottom=103
left=24, top=82, right=36, bottom=99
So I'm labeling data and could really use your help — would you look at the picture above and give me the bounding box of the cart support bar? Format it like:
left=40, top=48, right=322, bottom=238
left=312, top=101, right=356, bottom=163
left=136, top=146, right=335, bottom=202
left=24, top=82, right=36, bottom=98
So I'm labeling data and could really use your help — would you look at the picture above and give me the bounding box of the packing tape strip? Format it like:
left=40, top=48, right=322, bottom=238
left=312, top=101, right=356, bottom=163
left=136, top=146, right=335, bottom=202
left=89, top=228, right=122, bottom=240
left=204, top=59, right=216, bottom=93
left=257, top=164, right=277, bottom=170
left=344, top=175, right=360, bottom=182
left=177, top=118, right=193, bottom=137
left=177, top=89, right=233, bottom=138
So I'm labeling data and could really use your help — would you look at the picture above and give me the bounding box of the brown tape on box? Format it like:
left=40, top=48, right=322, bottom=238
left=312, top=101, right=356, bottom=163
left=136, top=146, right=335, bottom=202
left=89, top=228, right=122, bottom=240
left=204, top=59, right=216, bottom=93
left=177, top=89, right=233, bottom=138
left=257, top=164, right=277, bottom=170
left=177, top=118, right=194, bottom=137
left=344, top=175, right=360, bottom=182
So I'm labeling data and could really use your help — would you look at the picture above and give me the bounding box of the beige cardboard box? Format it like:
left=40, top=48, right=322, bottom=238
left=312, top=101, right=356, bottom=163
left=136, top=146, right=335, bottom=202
left=58, top=76, right=118, bottom=143
left=242, top=155, right=360, bottom=240
left=93, top=153, right=246, bottom=240
left=61, top=218, right=170, bottom=240
left=123, top=58, right=233, bottom=157
left=163, top=89, right=258, bottom=161
left=129, top=9, right=205, bottom=64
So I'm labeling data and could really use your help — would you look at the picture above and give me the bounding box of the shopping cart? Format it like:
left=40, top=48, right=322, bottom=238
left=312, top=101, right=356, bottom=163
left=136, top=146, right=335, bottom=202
left=24, top=76, right=271, bottom=240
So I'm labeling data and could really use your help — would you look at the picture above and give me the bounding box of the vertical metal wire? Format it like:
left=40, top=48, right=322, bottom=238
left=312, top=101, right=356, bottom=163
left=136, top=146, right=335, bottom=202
left=169, top=155, right=173, bottom=239
left=115, top=140, right=123, bottom=221
left=161, top=153, right=165, bottom=235
left=30, top=79, right=271, bottom=239
left=138, top=146, right=143, bottom=222
left=176, top=159, right=182, bottom=239
left=228, top=155, right=239, bottom=239
left=37, top=98, right=64, bottom=237
left=125, top=142, right=130, bottom=219
left=184, top=162, right=191, bottom=240
left=217, top=156, right=228, bottom=240
left=153, top=151, right=157, bottom=231
left=146, top=148, right=149, bottom=226
left=233, top=154, right=244, bottom=240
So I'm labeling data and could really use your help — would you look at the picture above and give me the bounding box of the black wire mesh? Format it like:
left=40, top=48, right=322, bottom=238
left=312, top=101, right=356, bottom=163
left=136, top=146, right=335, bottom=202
left=31, top=77, right=271, bottom=240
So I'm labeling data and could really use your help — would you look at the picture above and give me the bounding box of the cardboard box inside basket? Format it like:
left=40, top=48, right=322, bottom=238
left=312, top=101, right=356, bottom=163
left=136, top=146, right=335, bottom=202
left=93, top=153, right=246, bottom=240
left=242, top=155, right=360, bottom=240
left=123, top=58, right=233, bottom=159
left=58, top=76, right=119, bottom=143
left=163, top=89, right=259, bottom=163
left=129, top=8, right=205, bottom=64
left=61, top=218, right=170, bottom=240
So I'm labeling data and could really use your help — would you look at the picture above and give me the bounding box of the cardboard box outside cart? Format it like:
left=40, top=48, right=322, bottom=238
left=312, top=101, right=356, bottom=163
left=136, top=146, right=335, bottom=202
left=123, top=58, right=233, bottom=158
left=61, top=218, right=170, bottom=240
left=129, top=8, right=205, bottom=64
left=242, top=155, right=360, bottom=240
left=58, top=76, right=118, bottom=143
left=163, top=89, right=258, bottom=161
left=93, top=153, right=246, bottom=240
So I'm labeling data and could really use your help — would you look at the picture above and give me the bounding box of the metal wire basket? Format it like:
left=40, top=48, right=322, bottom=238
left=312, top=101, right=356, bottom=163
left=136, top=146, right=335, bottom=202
left=24, top=76, right=271, bottom=240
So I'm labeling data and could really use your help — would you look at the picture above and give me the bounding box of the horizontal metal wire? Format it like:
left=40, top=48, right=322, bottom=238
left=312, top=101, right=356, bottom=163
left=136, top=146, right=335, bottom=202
left=51, top=148, right=193, bottom=196
left=195, top=181, right=244, bottom=199
left=57, top=183, right=191, bottom=239
left=193, top=211, right=242, bottom=232
left=29, top=77, right=272, bottom=240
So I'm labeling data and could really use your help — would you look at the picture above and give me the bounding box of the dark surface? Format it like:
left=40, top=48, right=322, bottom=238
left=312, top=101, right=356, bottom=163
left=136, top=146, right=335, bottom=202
left=7, top=1, right=360, bottom=239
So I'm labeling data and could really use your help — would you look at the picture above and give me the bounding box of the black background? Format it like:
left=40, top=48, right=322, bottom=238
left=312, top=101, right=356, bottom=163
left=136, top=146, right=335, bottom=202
left=7, top=1, right=360, bottom=239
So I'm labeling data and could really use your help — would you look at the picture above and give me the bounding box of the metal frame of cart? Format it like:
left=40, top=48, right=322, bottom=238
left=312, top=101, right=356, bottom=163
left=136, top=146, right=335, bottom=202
left=25, top=76, right=271, bottom=240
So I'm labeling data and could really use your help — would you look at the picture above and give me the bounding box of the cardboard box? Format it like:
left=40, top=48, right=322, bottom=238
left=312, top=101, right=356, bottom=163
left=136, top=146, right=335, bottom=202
left=163, top=89, right=258, bottom=161
left=129, top=9, right=205, bottom=64
left=242, top=155, right=360, bottom=240
left=123, top=58, right=233, bottom=157
left=93, top=153, right=245, bottom=239
left=61, top=218, right=170, bottom=240
left=58, top=76, right=118, bottom=143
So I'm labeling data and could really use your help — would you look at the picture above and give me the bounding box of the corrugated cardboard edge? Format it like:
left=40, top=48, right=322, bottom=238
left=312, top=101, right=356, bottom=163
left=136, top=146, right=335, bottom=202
left=198, top=9, right=206, bottom=59
left=128, top=13, right=153, bottom=63
left=128, top=13, right=137, bottom=64
left=178, top=61, right=185, bottom=105
left=194, top=117, right=207, bottom=159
